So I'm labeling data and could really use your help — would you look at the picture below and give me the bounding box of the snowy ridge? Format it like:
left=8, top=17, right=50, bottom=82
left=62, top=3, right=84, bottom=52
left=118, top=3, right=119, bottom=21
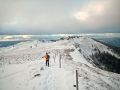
left=0, top=36, right=120, bottom=90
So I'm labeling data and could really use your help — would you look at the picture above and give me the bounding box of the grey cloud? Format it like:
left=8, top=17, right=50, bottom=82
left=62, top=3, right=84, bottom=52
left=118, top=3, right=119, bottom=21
left=0, top=0, right=120, bottom=34
left=74, top=0, right=120, bottom=29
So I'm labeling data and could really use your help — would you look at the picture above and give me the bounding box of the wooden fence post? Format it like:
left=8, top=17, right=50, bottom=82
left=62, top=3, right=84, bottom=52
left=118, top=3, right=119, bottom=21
left=59, top=54, right=61, bottom=68
left=76, top=70, right=79, bottom=90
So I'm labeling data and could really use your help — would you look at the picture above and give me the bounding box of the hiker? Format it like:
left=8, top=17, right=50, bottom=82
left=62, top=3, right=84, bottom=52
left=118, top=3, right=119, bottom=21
left=42, top=53, right=50, bottom=67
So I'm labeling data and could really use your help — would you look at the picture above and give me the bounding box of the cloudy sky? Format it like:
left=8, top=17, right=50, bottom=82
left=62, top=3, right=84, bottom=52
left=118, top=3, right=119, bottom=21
left=0, top=0, right=120, bottom=34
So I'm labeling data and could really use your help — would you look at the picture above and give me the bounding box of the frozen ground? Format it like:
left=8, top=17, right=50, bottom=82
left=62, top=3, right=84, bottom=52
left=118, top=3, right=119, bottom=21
left=0, top=37, right=120, bottom=90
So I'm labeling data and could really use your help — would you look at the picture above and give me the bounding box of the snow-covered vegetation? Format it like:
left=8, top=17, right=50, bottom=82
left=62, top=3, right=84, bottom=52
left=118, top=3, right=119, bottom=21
left=0, top=36, right=120, bottom=90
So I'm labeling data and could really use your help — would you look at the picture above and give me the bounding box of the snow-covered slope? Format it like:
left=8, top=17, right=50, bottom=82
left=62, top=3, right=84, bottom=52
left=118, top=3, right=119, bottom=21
left=60, top=36, right=120, bottom=73
left=0, top=36, right=120, bottom=90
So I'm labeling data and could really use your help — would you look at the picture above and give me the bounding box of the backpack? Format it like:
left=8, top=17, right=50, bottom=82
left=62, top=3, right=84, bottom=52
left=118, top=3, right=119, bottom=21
left=45, top=55, right=50, bottom=60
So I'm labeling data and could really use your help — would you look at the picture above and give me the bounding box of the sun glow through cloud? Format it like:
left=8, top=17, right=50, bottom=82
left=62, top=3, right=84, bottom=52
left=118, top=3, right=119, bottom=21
left=74, top=2, right=105, bottom=22
left=74, top=12, right=89, bottom=21
left=73, top=0, right=120, bottom=30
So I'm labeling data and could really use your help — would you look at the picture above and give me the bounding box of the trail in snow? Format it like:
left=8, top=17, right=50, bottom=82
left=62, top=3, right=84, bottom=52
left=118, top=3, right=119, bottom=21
left=49, top=66, right=75, bottom=90
left=37, top=56, right=75, bottom=90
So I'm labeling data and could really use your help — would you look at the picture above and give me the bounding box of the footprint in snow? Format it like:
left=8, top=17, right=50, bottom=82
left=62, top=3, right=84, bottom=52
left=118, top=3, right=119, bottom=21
left=40, top=67, right=44, bottom=70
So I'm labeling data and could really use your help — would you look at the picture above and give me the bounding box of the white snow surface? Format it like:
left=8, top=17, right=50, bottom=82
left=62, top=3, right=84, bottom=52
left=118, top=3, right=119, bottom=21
left=0, top=37, right=120, bottom=90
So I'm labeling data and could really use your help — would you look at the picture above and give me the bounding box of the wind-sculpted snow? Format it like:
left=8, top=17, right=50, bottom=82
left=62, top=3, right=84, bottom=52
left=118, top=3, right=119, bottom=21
left=0, top=37, right=120, bottom=90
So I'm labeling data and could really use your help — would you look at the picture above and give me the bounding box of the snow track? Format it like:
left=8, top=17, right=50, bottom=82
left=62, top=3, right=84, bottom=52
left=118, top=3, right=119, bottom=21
left=37, top=64, right=75, bottom=90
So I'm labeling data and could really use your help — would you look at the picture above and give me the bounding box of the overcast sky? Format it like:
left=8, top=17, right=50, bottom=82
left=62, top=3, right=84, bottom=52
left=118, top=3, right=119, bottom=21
left=0, top=0, right=120, bottom=34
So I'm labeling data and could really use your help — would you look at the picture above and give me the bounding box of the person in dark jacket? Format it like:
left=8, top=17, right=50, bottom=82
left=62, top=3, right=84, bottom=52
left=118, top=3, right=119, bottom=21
left=42, top=53, right=50, bottom=67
